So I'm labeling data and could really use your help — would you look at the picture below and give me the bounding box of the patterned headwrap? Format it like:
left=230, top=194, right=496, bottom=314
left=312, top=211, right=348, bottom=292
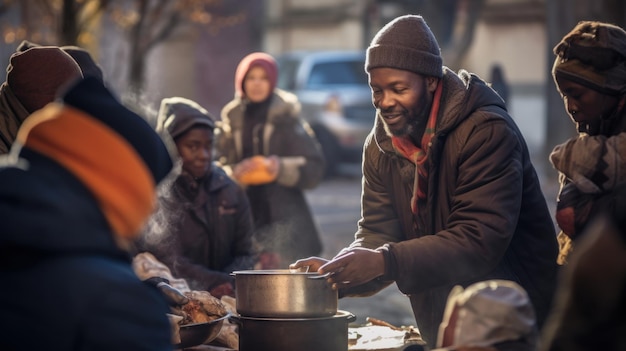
left=552, top=21, right=626, bottom=96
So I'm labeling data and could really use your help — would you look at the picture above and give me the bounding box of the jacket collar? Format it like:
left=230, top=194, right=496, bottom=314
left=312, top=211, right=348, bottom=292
left=374, top=67, right=505, bottom=154
left=221, top=88, right=300, bottom=131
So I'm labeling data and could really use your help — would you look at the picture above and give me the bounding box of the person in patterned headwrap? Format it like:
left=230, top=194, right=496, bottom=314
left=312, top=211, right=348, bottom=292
left=549, top=20, right=626, bottom=265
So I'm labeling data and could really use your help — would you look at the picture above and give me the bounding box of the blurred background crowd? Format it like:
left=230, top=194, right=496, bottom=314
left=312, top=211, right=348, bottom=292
left=1, top=0, right=625, bottom=333
left=0, top=0, right=624, bottom=181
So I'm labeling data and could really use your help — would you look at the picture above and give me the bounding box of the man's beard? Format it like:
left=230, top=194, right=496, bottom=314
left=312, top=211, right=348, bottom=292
left=382, top=87, right=432, bottom=140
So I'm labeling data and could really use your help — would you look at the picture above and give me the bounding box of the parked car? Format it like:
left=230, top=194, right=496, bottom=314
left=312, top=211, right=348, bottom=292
left=276, top=50, right=375, bottom=177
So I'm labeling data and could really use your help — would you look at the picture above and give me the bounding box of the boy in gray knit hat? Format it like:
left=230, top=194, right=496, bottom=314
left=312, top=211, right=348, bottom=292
left=292, top=14, right=558, bottom=348
left=548, top=20, right=626, bottom=265
left=138, top=97, right=257, bottom=301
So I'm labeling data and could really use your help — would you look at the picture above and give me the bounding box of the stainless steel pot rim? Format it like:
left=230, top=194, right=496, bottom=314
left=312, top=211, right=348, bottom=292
left=232, top=269, right=320, bottom=275
left=231, top=310, right=354, bottom=322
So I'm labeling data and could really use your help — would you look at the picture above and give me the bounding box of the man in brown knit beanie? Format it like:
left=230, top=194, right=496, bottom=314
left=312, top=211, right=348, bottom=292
left=292, top=14, right=558, bottom=348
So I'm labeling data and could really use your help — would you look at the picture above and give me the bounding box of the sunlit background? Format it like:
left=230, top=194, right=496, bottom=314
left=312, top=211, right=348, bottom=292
left=2, top=0, right=625, bottom=328
left=2, top=0, right=624, bottom=180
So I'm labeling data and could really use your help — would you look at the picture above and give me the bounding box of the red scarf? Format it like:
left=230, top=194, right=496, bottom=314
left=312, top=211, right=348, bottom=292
left=391, top=81, right=443, bottom=216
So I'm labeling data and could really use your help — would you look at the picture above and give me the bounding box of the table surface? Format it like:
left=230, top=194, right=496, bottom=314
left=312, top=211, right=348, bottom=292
left=177, top=325, right=424, bottom=351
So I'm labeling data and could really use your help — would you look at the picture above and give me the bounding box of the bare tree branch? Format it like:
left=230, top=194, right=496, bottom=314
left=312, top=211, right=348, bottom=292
left=0, top=0, right=16, bottom=14
left=79, top=0, right=111, bottom=30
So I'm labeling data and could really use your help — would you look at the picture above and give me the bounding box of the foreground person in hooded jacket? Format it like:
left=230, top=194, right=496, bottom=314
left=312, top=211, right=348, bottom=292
left=292, top=15, right=559, bottom=348
left=215, top=52, right=325, bottom=268
left=139, top=97, right=257, bottom=298
left=0, top=77, right=175, bottom=351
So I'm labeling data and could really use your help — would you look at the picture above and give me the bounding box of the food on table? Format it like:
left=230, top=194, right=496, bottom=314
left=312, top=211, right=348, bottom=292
left=216, top=295, right=239, bottom=349
left=167, top=313, right=184, bottom=344
left=132, top=252, right=190, bottom=292
left=132, top=252, right=238, bottom=348
left=182, top=290, right=227, bottom=324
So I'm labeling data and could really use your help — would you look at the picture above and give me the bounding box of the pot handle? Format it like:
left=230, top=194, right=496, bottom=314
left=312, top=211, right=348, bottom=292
left=346, top=312, right=356, bottom=323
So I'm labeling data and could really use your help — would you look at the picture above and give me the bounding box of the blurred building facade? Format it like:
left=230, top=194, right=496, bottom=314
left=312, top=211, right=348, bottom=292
left=263, top=0, right=547, bottom=159
left=98, top=0, right=265, bottom=120
left=0, top=0, right=547, bottom=158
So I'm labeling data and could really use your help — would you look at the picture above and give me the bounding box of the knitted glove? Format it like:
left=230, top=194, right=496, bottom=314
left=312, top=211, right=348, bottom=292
left=556, top=183, right=595, bottom=239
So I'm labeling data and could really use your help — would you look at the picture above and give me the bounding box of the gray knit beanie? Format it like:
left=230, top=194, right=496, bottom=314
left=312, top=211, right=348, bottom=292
left=156, top=97, right=215, bottom=140
left=366, top=15, right=443, bottom=78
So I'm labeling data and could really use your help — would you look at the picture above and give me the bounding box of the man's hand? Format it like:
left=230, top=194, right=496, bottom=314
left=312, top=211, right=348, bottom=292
left=319, top=248, right=385, bottom=290
left=289, top=256, right=329, bottom=273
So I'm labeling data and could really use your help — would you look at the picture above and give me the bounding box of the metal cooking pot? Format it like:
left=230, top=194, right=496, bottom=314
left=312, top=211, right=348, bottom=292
left=230, top=310, right=356, bottom=351
left=232, top=269, right=338, bottom=318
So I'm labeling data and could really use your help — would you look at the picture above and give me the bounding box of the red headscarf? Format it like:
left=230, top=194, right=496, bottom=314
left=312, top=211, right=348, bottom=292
left=234, top=52, right=278, bottom=99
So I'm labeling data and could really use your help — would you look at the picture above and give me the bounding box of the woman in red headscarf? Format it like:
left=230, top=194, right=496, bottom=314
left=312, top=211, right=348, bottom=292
left=215, top=52, right=326, bottom=269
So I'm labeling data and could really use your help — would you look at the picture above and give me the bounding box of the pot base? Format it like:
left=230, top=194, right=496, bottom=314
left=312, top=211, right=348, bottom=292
left=232, top=310, right=356, bottom=351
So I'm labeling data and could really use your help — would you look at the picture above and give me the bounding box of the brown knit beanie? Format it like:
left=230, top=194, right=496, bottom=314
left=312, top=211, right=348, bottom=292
left=366, top=15, right=443, bottom=78
left=7, top=46, right=83, bottom=113
left=15, top=40, right=104, bottom=83
left=552, top=21, right=626, bottom=95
